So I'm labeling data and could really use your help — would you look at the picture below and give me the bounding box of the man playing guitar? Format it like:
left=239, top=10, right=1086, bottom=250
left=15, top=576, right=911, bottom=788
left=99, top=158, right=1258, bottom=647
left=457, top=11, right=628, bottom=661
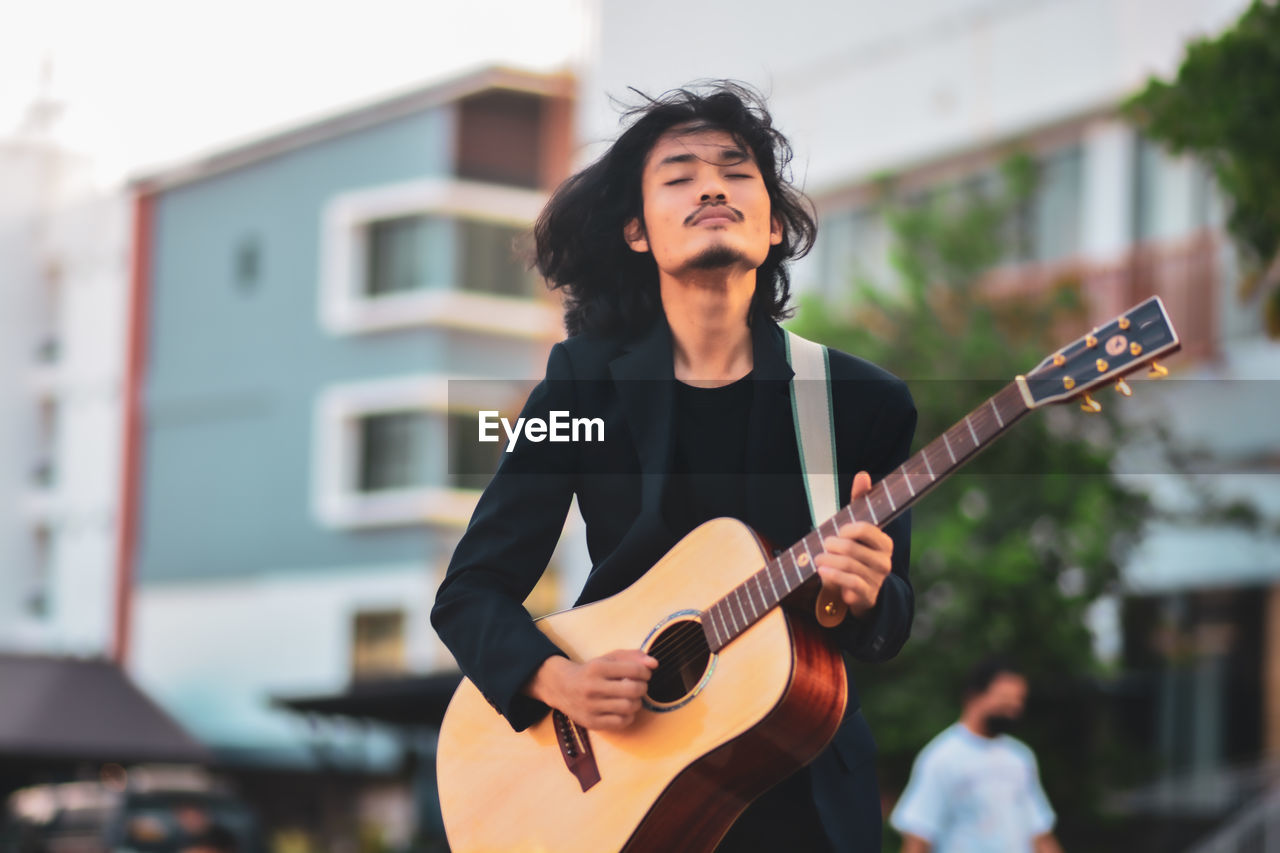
left=431, top=82, right=916, bottom=852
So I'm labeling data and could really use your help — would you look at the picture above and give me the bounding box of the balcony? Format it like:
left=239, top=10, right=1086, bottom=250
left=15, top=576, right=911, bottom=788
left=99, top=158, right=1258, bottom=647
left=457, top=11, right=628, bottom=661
left=984, top=228, right=1222, bottom=362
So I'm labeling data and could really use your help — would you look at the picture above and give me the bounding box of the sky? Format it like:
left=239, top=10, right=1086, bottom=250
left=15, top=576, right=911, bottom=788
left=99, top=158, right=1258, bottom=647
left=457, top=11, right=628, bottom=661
left=0, top=0, right=590, bottom=184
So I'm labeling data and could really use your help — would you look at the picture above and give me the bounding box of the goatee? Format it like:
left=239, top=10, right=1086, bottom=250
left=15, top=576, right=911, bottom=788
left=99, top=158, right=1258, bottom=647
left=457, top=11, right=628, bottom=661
left=687, top=245, right=747, bottom=271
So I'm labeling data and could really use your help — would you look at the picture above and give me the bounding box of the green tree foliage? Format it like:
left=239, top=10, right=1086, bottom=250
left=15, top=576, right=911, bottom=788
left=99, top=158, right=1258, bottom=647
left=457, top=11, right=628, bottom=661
left=1124, top=0, right=1280, bottom=335
left=790, top=156, right=1154, bottom=845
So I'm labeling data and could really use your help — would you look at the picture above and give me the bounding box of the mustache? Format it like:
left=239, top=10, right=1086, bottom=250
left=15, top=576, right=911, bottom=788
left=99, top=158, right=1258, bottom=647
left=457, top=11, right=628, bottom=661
left=685, top=202, right=745, bottom=226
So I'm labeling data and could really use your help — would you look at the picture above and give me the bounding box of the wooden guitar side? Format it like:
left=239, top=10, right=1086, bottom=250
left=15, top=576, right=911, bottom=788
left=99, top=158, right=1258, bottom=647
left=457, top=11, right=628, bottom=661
left=437, top=518, right=847, bottom=853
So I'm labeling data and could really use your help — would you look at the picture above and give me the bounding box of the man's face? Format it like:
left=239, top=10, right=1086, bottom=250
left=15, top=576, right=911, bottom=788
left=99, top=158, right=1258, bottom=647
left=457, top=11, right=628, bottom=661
left=624, top=126, right=782, bottom=281
left=977, top=672, right=1028, bottom=721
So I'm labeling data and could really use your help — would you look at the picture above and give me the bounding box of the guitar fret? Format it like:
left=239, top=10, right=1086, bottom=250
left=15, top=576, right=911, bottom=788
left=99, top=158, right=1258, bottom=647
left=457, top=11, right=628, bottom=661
left=714, top=604, right=729, bottom=639
left=902, top=465, right=916, bottom=497
left=942, top=432, right=956, bottom=463
left=864, top=494, right=879, bottom=525
left=988, top=397, right=1004, bottom=428
left=754, top=573, right=769, bottom=609
left=736, top=588, right=752, bottom=622
left=786, top=550, right=804, bottom=585
left=922, top=449, right=935, bottom=480
left=800, top=537, right=817, bottom=576
left=884, top=483, right=897, bottom=512
left=965, top=414, right=979, bottom=446
left=727, top=596, right=747, bottom=630
left=766, top=565, right=780, bottom=600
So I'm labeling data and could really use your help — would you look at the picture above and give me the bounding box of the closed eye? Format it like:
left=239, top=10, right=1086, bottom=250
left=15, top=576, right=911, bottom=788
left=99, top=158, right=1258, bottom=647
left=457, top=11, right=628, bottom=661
left=664, top=178, right=692, bottom=185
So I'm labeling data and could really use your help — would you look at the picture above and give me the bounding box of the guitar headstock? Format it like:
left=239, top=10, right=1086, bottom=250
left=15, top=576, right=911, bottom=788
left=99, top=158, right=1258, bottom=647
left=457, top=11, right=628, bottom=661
left=1020, top=296, right=1180, bottom=409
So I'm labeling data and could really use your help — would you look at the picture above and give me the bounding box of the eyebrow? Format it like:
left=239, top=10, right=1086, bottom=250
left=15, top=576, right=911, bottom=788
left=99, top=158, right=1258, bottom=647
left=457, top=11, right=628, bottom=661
left=655, top=148, right=752, bottom=168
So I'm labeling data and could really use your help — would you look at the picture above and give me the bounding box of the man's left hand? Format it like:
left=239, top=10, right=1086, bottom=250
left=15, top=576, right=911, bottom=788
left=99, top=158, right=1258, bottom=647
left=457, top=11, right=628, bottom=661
left=815, top=470, right=894, bottom=617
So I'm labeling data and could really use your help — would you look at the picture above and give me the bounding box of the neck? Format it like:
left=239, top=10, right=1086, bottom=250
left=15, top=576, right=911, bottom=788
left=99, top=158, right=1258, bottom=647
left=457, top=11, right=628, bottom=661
left=960, top=709, right=991, bottom=739
left=659, top=268, right=756, bottom=387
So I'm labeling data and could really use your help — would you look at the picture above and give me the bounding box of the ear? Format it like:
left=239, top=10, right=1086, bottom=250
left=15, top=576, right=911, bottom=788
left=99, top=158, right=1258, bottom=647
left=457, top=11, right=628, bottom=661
left=623, top=217, right=650, bottom=253
left=769, top=214, right=784, bottom=247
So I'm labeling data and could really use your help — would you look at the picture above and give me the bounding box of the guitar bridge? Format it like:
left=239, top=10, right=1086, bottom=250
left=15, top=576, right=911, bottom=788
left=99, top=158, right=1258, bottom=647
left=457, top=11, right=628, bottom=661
left=552, top=710, right=601, bottom=792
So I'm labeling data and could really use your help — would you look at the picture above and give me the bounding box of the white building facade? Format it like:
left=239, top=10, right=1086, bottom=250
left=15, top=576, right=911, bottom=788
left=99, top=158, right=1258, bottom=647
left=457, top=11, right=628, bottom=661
left=0, top=94, right=128, bottom=658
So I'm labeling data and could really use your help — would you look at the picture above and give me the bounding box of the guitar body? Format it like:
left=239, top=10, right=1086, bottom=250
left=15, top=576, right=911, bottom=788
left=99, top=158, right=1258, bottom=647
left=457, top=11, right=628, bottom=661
left=437, top=518, right=848, bottom=853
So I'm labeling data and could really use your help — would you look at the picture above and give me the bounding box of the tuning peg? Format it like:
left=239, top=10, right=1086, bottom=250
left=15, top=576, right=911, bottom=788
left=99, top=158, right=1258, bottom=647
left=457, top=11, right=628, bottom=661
left=1114, top=378, right=1132, bottom=397
left=1148, top=361, right=1169, bottom=378
left=1080, top=394, right=1102, bottom=414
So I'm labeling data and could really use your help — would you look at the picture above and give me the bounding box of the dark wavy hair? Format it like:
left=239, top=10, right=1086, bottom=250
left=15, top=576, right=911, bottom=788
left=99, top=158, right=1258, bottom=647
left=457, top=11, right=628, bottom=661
left=963, top=655, right=1024, bottom=701
left=533, top=82, right=817, bottom=339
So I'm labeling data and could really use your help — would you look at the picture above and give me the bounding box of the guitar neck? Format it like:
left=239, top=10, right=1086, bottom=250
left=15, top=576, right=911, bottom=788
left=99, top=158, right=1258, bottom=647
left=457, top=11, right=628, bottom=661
left=703, top=381, right=1031, bottom=652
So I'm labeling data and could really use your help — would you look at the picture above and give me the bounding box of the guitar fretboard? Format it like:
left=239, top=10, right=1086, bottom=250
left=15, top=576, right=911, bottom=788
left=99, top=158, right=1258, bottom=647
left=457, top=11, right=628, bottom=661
left=702, top=381, right=1030, bottom=651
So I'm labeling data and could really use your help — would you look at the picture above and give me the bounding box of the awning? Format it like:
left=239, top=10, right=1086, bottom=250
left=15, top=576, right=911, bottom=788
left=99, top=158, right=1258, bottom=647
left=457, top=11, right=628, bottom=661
left=273, top=672, right=463, bottom=728
left=0, top=654, right=210, bottom=763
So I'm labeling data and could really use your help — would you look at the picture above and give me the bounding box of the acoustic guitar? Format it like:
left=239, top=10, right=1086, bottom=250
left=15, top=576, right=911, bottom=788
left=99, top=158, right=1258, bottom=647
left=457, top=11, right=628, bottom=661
left=437, top=296, right=1180, bottom=852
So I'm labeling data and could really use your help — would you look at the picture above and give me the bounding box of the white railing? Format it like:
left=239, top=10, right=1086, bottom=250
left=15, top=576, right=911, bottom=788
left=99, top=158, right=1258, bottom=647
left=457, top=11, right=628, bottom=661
left=1186, top=787, right=1280, bottom=853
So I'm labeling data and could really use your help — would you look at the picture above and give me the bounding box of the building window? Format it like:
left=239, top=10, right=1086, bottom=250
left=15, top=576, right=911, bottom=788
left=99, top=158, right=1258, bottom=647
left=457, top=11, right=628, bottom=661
left=816, top=206, right=893, bottom=299
left=313, top=374, right=530, bottom=528
left=320, top=178, right=558, bottom=337
left=819, top=145, right=1084, bottom=288
left=233, top=235, right=262, bottom=292
left=1024, top=144, right=1084, bottom=264
left=363, top=214, right=536, bottom=298
left=446, top=411, right=504, bottom=492
left=1134, top=135, right=1214, bottom=243
left=458, top=218, right=538, bottom=297
left=352, top=610, right=406, bottom=680
left=26, top=525, right=52, bottom=618
left=358, top=411, right=431, bottom=492
left=351, top=409, right=504, bottom=495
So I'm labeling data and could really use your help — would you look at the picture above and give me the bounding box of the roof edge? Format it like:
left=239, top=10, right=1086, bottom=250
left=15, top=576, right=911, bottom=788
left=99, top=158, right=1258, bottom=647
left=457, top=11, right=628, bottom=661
left=130, top=64, right=575, bottom=194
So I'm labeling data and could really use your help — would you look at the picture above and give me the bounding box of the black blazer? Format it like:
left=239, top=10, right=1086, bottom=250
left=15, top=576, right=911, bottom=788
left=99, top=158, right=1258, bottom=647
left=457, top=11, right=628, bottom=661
left=431, top=312, right=917, bottom=849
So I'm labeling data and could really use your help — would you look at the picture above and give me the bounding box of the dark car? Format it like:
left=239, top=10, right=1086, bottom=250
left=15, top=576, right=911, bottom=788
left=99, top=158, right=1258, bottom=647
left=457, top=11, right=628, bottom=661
left=5, top=776, right=261, bottom=853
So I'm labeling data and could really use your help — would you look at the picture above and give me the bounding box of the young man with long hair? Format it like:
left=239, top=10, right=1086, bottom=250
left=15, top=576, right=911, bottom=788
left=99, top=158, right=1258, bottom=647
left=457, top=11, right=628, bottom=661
left=432, top=82, right=917, bottom=851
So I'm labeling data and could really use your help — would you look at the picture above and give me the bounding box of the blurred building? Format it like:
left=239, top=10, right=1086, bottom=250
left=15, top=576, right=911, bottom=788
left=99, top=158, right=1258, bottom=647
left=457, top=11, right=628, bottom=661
left=123, top=66, right=579, bottom=847
left=0, top=77, right=129, bottom=658
left=580, top=0, right=1278, bottom=838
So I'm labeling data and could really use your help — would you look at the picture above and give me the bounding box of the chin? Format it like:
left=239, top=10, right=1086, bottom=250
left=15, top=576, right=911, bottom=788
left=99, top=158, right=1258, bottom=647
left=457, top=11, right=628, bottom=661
left=685, top=244, right=753, bottom=271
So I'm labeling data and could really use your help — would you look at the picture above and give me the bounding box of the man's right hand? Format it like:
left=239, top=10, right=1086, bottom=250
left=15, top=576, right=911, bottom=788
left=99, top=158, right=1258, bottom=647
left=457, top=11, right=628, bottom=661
left=524, top=650, right=658, bottom=731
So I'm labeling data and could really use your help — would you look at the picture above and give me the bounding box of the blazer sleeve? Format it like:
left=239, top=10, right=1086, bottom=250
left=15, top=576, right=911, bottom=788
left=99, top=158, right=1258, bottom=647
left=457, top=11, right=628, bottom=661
left=430, top=342, right=577, bottom=731
left=825, top=376, right=917, bottom=662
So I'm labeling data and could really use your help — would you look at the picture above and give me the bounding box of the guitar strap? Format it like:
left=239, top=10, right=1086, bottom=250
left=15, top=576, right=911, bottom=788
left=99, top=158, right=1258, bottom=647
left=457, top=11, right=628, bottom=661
left=784, top=331, right=840, bottom=526
left=785, top=330, right=848, bottom=627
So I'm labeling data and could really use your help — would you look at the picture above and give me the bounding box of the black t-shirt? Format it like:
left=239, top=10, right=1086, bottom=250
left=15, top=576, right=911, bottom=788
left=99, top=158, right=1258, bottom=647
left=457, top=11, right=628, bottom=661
left=663, top=372, right=753, bottom=537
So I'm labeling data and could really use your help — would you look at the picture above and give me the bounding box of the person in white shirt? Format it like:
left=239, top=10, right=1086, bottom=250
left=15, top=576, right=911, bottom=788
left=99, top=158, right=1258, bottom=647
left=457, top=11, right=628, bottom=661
left=890, top=657, right=1064, bottom=853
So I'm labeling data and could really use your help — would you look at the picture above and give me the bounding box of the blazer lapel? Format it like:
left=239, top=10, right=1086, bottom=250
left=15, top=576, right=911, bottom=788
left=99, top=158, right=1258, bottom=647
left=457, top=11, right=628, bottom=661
left=745, top=321, right=813, bottom=548
left=608, top=315, right=677, bottom=516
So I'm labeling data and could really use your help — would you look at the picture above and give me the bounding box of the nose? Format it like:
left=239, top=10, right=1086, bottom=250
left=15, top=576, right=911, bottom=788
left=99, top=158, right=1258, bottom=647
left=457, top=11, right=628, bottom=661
left=697, top=169, right=728, bottom=203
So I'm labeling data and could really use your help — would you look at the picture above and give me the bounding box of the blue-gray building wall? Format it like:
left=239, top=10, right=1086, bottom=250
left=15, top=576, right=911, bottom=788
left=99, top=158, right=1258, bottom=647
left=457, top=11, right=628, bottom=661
left=140, top=106, right=499, bottom=582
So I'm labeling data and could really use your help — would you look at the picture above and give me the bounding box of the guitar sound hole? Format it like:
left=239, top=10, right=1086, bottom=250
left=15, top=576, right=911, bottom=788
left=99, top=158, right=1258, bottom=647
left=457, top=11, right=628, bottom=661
left=645, top=619, right=712, bottom=705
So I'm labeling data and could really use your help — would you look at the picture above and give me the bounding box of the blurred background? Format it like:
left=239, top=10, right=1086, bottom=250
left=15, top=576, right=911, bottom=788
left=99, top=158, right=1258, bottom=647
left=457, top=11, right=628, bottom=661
left=1, top=0, right=1278, bottom=850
